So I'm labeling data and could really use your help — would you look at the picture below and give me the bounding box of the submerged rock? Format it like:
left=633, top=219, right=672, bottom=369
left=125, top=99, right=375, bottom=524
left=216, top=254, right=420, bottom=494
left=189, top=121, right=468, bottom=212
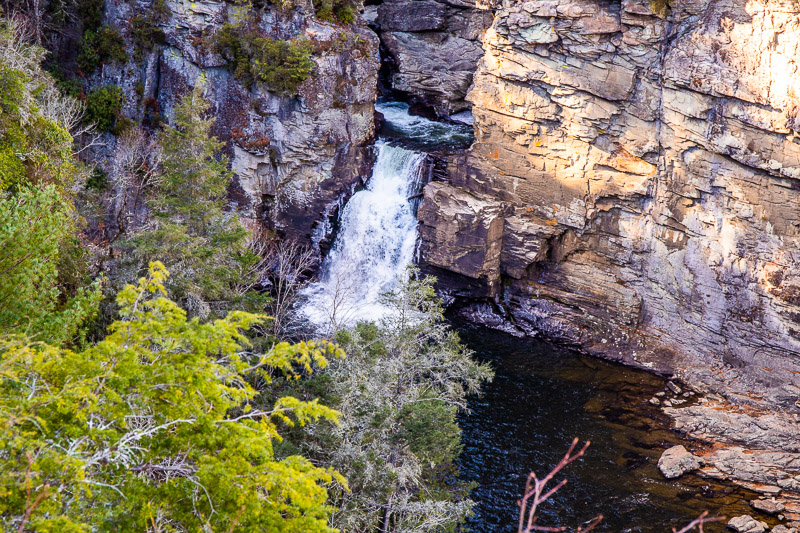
left=658, top=445, right=700, bottom=479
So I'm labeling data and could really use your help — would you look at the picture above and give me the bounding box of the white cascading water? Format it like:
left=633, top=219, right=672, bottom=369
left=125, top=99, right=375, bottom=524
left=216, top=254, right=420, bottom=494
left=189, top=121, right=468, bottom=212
left=299, top=102, right=472, bottom=331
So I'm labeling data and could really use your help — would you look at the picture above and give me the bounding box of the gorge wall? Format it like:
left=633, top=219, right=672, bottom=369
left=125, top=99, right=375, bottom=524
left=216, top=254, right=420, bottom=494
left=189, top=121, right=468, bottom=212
left=94, top=0, right=379, bottom=248
left=367, top=0, right=493, bottom=116
left=417, top=0, right=800, bottom=410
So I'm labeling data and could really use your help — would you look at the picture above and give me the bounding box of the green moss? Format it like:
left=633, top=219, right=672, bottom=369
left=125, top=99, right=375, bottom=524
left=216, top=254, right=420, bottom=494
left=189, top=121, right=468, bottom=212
left=85, top=85, right=124, bottom=133
left=212, top=24, right=313, bottom=95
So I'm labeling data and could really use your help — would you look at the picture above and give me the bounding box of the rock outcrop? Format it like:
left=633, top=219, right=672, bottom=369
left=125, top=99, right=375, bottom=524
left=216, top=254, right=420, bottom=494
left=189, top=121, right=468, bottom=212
left=728, top=516, right=769, bottom=533
left=370, top=0, right=494, bottom=116
left=657, top=445, right=700, bottom=479
left=418, top=0, right=800, bottom=410
left=99, top=0, right=379, bottom=247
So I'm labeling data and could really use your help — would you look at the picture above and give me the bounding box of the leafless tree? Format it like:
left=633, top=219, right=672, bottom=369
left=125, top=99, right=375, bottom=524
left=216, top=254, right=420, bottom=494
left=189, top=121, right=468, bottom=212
left=107, top=127, right=163, bottom=243
left=673, top=511, right=725, bottom=533
left=517, top=440, right=724, bottom=533
left=518, top=438, right=603, bottom=533
left=262, top=239, right=315, bottom=337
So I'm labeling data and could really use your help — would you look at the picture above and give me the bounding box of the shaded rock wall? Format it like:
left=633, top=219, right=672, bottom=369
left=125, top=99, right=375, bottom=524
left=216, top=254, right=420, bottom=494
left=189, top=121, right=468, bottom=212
left=418, top=0, right=800, bottom=409
left=370, top=0, right=494, bottom=116
left=98, top=0, right=379, bottom=247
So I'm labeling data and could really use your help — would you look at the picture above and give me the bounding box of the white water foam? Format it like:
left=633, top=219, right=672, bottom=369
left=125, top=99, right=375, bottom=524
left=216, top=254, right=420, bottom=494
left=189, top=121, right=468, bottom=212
left=298, top=101, right=472, bottom=332
left=299, top=140, right=425, bottom=330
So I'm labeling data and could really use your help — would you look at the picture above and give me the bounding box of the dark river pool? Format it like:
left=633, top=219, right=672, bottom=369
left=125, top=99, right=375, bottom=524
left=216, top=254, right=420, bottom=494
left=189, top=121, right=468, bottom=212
left=455, top=325, right=761, bottom=533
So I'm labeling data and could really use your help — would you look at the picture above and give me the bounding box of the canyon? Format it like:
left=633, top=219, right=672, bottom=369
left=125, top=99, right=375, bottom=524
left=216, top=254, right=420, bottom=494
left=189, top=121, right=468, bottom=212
left=77, top=0, right=800, bottom=526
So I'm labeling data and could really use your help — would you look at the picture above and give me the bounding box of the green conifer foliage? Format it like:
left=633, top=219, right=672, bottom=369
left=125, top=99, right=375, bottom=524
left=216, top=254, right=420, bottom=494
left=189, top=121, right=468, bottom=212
left=0, top=263, right=345, bottom=532
left=122, top=87, right=266, bottom=318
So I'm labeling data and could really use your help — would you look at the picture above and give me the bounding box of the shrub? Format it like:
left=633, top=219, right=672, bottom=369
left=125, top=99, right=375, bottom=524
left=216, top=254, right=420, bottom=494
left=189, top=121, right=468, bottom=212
left=213, top=23, right=314, bottom=95
left=85, top=85, right=123, bottom=133
left=77, top=25, right=128, bottom=73
left=315, top=0, right=358, bottom=24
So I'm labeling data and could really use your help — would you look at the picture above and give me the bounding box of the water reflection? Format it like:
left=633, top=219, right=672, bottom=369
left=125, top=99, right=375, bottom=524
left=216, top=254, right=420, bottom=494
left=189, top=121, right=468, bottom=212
left=455, top=325, right=760, bottom=533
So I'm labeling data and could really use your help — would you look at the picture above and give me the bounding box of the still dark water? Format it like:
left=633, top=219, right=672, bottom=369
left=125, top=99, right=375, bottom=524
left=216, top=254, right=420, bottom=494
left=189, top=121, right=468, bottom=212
left=455, top=325, right=760, bottom=533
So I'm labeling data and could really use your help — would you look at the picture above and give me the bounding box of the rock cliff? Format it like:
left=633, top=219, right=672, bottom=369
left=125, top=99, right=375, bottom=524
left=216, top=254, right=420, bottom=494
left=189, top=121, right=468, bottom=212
left=418, top=0, right=800, bottom=409
left=368, top=0, right=494, bottom=116
left=98, top=0, right=379, bottom=248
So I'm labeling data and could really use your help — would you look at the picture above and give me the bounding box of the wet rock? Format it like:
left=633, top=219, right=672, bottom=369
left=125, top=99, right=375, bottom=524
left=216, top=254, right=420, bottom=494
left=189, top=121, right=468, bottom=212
left=668, top=382, right=683, bottom=395
left=658, top=445, right=700, bottom=479
left=649, top=397, right=660, bottom=406
left=772, top=525, right=798, bottom=533
left=727, top=515, right=768, bottom=533
left=752, top=498, right=786, bottom=515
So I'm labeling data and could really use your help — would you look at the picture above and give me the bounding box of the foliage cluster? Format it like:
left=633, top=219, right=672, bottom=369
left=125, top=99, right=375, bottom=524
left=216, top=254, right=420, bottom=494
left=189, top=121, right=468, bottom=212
left=0, top=263, right=345, bottom=532
left=77, top=25, right=127, bottom=73
left=266, top=270, right=494, bottom=532
left=0, top=185, right=102, bottom=346
left=0, top=23, right=81, bottom=192
left=212, top=23, right=313, bottom=95
left=85, top=84, right=124, bottom=134
left=129, top=15, right=166, bottom=60
left=315, top=0, right=358, bottom=24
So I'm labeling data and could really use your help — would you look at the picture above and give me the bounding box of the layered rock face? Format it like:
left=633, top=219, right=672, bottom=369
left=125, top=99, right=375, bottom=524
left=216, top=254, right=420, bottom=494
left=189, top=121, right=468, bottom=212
left=418, top=0, right=800, bottom=408
left=370, top=0, right=494, bottom=116
left=101, top=0, right=379, bottom=246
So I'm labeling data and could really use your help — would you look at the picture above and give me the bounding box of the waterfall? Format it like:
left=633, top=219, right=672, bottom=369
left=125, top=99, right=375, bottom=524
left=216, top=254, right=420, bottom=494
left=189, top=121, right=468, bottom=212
left=298, top=101, right=472, bottom=332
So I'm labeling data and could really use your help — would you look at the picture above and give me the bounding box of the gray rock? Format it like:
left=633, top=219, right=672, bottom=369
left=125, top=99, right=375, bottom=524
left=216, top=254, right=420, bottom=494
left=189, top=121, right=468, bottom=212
left=771, top=525, right=798, bottom=533
left=668, top=382, right=682, bottom=395
left=727, top=516, right=768, bottom=533
left=658, top=445, right=700, bottom=479
left=752, top=498, right=785, bottom=515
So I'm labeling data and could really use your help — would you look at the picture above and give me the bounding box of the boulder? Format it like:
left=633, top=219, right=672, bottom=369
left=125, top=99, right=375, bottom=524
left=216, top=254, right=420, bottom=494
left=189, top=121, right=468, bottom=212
left=658, top=445, right=700, bottom=479
left=752, top=498, right=785, bottom=515
left=727, top=516, right=768, bottom=533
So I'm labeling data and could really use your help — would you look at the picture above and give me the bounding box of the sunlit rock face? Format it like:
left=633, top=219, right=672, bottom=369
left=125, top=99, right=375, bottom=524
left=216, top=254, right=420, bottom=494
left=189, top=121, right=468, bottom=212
left=101, top=0, right=379, bottom=246
left=418, top=0, right=800, bottom=408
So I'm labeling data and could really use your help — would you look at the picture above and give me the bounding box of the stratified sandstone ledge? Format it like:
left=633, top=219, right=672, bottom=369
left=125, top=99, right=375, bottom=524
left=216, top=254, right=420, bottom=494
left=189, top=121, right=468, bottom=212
left=418, top=0, right=800, bottom=410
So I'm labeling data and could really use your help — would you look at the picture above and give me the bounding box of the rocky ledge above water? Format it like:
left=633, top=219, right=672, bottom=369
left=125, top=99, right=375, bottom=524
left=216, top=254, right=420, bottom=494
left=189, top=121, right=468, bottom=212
left=417, top=0, right=800, bottom=413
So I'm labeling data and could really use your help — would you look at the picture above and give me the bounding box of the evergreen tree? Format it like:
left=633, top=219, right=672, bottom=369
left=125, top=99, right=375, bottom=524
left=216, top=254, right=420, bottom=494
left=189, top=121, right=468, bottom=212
left=270, top=269, right=494, bottom=532
left=122, top=87, right=266, bottom=319
left=0, top=263, right=345, bottom=532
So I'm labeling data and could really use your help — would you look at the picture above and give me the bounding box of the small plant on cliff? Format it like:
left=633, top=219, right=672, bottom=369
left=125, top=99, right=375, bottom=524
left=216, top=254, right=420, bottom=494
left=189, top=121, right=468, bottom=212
left=213, top=23, right=313, bottom=95
left=315, top=0, right=358, bottom=24
left=77, top=25, right=128, bottom=73
left=129, top=15, right=166, bottom=60
left=649, top=0, right=670, bottom=18
left=85, top=84, right=124, bottom=133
